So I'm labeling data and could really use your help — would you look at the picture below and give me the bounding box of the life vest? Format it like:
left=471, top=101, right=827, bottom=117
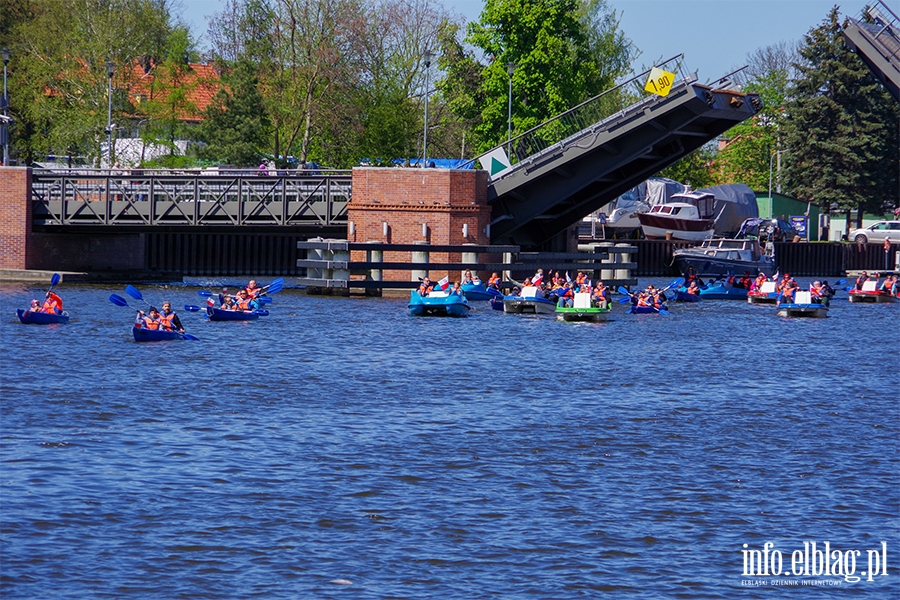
left=687, top=286, right=700, bottom=295
left=236, top=298, right=252, bottom=310
left=41, top=292, right=63, bottom=314
left=140, top=316, right=161, bottom=330
left=575, top=273, right=586, bottom=285
left=246, top=286, right=260, bottom=299
left=488, top=275, right=500, bottom=286
left=637, top=296, right=650, bottom=307
left=159, top=312, right=177, bottom=330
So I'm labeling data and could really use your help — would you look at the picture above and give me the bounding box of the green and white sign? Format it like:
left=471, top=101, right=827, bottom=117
left=479, top=148, right=512, bottom=179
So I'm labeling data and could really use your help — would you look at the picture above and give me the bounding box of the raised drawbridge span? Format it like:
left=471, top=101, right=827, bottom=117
left=477, top=57, right=763, bottom=249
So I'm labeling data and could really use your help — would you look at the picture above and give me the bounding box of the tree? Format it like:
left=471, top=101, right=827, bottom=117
left=781, top=7, right=899, bottom=228
left=448, top=0, right=633, bottom=154
left=196, top=56, right=271, bottom=166
left=7, top=0, right=176, bottom=164
left=658, top=143, right=715, bottom=189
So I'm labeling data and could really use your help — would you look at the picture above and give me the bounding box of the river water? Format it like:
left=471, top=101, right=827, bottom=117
left=2, top=279, right=898, bottom=598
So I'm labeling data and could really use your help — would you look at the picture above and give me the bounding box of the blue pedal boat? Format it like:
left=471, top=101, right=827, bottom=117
left=408, top=290, right=470, bottom=317
left=698, top=282, right=749, bottom=300
left=461, top=282, right=503, bottom=302
left=17, top=309, right=70, bottom=324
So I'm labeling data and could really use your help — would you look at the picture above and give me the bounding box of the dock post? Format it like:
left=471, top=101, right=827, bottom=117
left=412, top=241, right=429, bottom=283
left=615, top=243, right=632, bottom=284
left=307, top=237, right=325, bottom=295
left=367, top=241, right=383, bottom=297
left=462, top=243, right=478, bottom=282
left=332, top=240, right=350, bottom=296
left=599, top=242, right=615, bottom=282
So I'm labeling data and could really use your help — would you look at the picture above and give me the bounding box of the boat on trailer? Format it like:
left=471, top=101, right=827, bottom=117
left=848, top=281, right=898, bottom=303
left=776, top=291, right=829, bottom=318
left=637, top=190, right=717, bottom=241
left=555, top=293, right=610, bottom=322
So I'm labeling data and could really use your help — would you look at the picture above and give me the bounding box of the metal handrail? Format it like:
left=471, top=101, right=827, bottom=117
left=461, top=54, right=692, bottom=173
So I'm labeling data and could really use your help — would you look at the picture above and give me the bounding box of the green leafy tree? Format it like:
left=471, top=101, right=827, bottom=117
left=7, top=0, right=175, bottom=165
left=450, top=0, right=633, bottom=154
left=781, top=7, right=899, bottom=228
left=196, top=56, right=271, bottom=166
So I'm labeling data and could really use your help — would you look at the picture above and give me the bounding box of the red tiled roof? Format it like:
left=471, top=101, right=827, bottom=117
left=127, top=60, right=222, bottom=122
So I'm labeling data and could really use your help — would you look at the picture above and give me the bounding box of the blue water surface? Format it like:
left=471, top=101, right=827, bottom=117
left=2, top=279, right=898, bottom=598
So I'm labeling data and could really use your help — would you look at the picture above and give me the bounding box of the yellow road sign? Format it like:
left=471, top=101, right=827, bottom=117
left=645, top=67, right=676, bottom=97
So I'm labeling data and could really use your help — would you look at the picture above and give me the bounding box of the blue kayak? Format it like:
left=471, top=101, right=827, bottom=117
left=17, top=309, right=70, bottom=324
left=408, top=290, right=469, bottom=317
left=674, top=288, right=701, bottom=302
left=206, top=306, right=262, bottom=321
left=132, top=326, right=184, bottom=342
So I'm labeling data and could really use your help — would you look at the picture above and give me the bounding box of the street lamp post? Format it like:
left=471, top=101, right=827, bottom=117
left=422, top=50, right=434, bottom=168
left=506, top=62, right=515, bottom=157
left=106, top=60, right=115, bottom=167
left=2, top=48, right=10, bottom=166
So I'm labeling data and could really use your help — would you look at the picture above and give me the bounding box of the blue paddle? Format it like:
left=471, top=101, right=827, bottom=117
left=125, top=284, right=152, bottom=307
left=47, top=272, right=61, bottom=294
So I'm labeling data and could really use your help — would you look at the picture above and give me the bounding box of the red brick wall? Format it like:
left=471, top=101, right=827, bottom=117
left=0, top=168, right=32, bottom=269
left=348, top=167, right=491, bottom=282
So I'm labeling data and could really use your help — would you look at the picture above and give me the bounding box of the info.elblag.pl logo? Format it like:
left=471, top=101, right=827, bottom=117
left=742, top=541, right=889, bottom=584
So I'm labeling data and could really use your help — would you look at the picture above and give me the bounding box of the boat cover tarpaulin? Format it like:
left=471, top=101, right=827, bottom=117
left=606, top=177, right=685, bottom=215
left=699, top=184, right=759, bottom=236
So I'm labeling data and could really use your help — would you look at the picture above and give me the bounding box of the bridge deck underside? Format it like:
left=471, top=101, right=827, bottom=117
left=843, top=19, right=900, bottom=102
left=487, top=83, right=763, bottom=248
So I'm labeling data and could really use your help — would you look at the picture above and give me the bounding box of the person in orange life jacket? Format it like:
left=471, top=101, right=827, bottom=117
left=575, top=271, right=587, bottom=286
left=854, top=271, right=869, bottom=290
left=246, top=280, right=261, bottom=299
left=487, top=272, right=500, bottom=289
left=41, top=291, right=63, bottom=314
left=417, top=277, right=434, bottom=297
left=135, top=306, right=162, bottom=329
left=159, top=301, right=184, bottom=333
left=750, top=272, right=767, bottom=292
left=686, top=279, right=701, bottom=295
left=880, top=274, right=898, bottom=295
left=592, top=281, right=609, bottom=308
left=777, top=279, right=798, bottom=305
left=220, top=294, right=236, bottom=310
left=739, top=271, right=752, bottom=289
left=234, top=289, right=253, bottom=311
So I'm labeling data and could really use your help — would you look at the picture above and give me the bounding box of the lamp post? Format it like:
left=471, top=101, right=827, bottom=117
left=106, top=60, right=114, bottom=167
left=422, top=50, right=434, bottom=168
left=2, top=48, right=10, bottom=166
left=506, top=62, right=515, bottom=157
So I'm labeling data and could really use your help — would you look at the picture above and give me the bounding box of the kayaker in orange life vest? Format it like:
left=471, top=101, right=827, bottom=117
left=246, top=280, right=261, bottom=299
left=41, top=291, right=63, bottom=314
left=234, top=289, right=253, bottom=311
left=135, top=306, right=162, bottom=330
left=159, top=301, right=185, bottom=333
left=487, top=272, right=501, bottom=289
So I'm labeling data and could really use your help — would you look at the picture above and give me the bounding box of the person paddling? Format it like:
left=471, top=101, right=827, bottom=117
left=159, top=301, right=185, bottom=334
left=40, top=291, right=63, bottom=314
left=135, top=306, right=162, bottom=330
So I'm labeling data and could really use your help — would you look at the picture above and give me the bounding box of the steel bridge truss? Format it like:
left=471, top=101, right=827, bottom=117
left=31, top=171, right=351, bottom=227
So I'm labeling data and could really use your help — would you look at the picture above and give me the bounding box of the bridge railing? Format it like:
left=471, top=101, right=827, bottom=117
left=463, top=55, right=694, bottom=174
left=30, top=168, right=352, bottom=227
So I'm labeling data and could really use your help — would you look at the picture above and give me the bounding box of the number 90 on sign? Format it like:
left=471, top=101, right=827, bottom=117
left=645, top=67, right=675, bottom=97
